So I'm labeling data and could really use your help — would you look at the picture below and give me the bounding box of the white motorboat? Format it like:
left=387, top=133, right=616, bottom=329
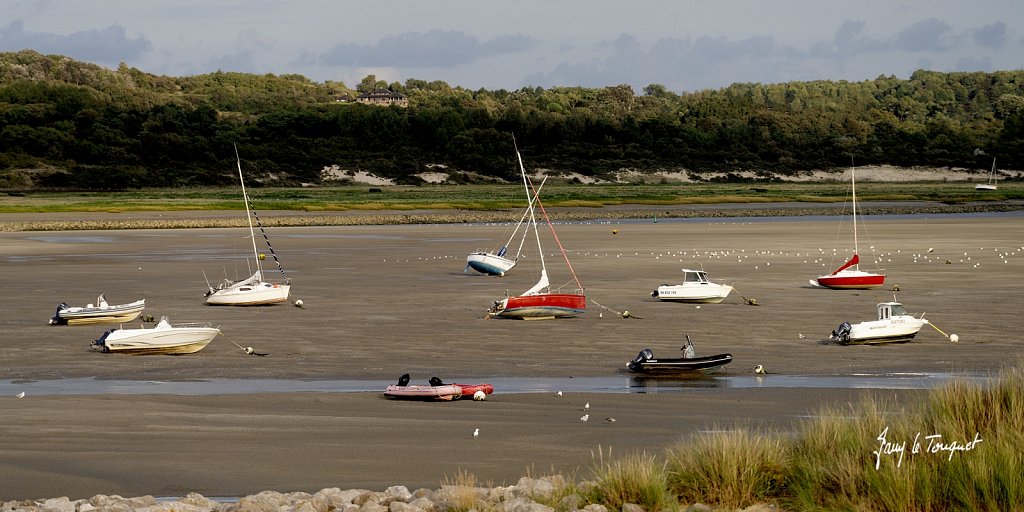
left=828, top=301, right=929, bottom=345
left=651, top=269, right=733, bottom=303
left=205, top=145, right=291, bottom=306
left=49, top=294, right=145, bottom=326
left=93, top=316, right=220, bottom=355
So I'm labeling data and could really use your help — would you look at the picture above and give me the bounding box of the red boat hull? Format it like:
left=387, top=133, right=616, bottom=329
left=492, top=293, right=586, bottom=319
left=815, top=273, right=886, bottom=289
left=455, top=383, right=495, bottom=396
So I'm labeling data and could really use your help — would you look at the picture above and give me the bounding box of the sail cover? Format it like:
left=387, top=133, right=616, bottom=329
left=831, top=253, right=860, bottom=275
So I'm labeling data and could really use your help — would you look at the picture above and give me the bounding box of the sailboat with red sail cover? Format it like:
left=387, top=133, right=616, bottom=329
left=810, top=165, right=886, bottom=290
left=487, top=144, right=586, bottom=319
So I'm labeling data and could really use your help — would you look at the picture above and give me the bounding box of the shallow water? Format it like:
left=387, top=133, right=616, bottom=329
left=1, top=372, right=984, bottom=397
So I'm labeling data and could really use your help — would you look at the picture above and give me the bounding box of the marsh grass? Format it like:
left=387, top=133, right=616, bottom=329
left=571, top=367, right=1022, bottom=511
left=4, top=182, right=1022, bottom=213
left=440, top=469, right=489, bottom=512
left=584, top=447, right=676, bottom=512
left=665, top=428, right=788, bottom=509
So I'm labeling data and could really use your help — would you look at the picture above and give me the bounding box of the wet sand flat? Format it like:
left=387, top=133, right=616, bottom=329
left=1, top=211, right=1021, bottom=500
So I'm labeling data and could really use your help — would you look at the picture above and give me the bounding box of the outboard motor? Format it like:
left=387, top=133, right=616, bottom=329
left=397, top=373, right=411, bottom=386
left=630, top=349, right=654, bottom=364
left=627, top=349, right=655, bottom=371
left=93, top=328, right=117, bottom=352
left=48, top=303, right=69, bottom=326
left=428, top=376, right=444, bottom=386
left=831, top=322, right=852, bottom=344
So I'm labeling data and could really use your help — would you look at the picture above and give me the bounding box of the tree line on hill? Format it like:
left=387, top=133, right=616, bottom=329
left=1, top=49, right=1022, bottom=189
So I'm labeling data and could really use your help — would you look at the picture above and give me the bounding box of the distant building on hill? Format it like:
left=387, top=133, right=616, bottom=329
left=356, top=90, right=408, bottom=107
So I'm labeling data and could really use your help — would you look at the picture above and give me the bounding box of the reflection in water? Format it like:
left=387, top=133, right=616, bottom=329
left=1, top=372, right=984, bottom=397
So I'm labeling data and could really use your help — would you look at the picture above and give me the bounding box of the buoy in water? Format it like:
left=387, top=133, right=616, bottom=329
left=950, top=334, right=959, bottom=343
left=612, top=229, right=619, bottom=235
left=258, top=253, right=266, bottom=260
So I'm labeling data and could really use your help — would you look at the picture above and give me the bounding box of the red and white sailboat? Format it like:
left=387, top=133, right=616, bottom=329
left=811, top=165, right=886, bottom=289
left=488, top=144, right=586, bottom=319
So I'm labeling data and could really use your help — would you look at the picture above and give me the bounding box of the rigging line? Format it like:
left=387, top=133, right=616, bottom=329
left=245, top=196, right=288, bottom=278
left=510, top=177, right=548, bottom=260
left=526, top=176, right=584, bottom=291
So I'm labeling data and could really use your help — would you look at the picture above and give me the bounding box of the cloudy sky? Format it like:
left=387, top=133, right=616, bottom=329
left=2, top=0, right=1022, bottom=92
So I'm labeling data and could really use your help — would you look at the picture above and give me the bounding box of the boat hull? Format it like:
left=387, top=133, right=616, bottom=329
left=975, top=184, right=997, bottom=191
left=95, top=326, right=220, bottom=355
left=207, top=283, right=290, bottom=306
left=652, top=284, right=732, bottom=303
left=466, top=252, right=516, bottom=276
left=831, top=317, right=928, bottom=345
left=384, top=384, right=464, bottom=400
left=813, top=270, right=885, bottom=289
left=490, top=293, right=586, bottom=319
left=627, top=353, right=733, bottom=374
left=455, top=383, right=495, bottom=397
left=50, top=299, right=146, bottom=326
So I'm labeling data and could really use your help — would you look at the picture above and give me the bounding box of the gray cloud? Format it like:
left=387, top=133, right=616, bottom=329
left=895, top=18, right=956, bottom=52
left=319, top=29, right=531, bottom=68
left=204, top=51, right=259, bottom=74
left=525, top=33, right=809, bottom=91
left=973, top=22, right=1006, bottom=49
left=0, top=20, right=151, bottom=65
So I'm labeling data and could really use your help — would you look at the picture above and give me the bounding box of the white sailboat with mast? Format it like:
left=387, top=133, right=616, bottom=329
left=205, top=145, right=291, bottom=306
left=975, top=157, right=998, bottom=191
left=465, top=178, right=547, bottom=276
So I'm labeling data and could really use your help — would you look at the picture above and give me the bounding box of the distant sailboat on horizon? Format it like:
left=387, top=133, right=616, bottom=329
left=975, top=157, right=998, bottom=191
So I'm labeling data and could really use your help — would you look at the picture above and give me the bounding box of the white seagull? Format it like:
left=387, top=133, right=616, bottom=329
left=473, top=428, right=479, bottom=439
left=583, top=402, right=590, bottom=411
left=16, top=391, right=25, bottom=398
left=580, top=414, right=589, bottom=423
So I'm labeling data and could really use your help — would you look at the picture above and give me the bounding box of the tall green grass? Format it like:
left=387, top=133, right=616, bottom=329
left=584, top=447, right=676, bottom=512
left=665, top=428, right=789, bottom=509
left=577, top=366, right=1022, bottom=511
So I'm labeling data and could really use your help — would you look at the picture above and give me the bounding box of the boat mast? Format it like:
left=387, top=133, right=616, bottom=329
left=851, top=161, right=859, bottom=271
left=235, top=144, right=263, bottom=278
left=516, top=143, right=548, bottom=286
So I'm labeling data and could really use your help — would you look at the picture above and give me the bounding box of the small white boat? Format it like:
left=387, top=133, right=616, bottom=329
left=49, top=294, right=145, bottom=326
left=828, top=301, right=929, bottom=345
left=651, top=269, right=733, bottom=303
left=466, top=178, right=548, bottom=276
left=975, top=157, right=998, bottom=190
left=93, top=316, right=220, bottom=355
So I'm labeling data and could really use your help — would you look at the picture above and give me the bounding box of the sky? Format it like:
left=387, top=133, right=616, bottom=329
left=2, top=0, right=1022, bottom=93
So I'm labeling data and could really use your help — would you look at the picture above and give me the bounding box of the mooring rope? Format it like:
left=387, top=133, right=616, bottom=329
left=590, top=298, right=641, bottom=319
